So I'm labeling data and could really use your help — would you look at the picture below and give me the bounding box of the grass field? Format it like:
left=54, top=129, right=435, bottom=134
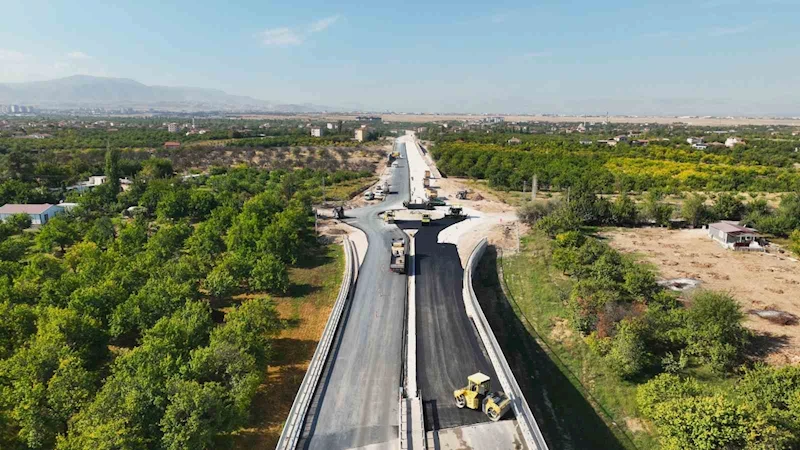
left=473, top=231, right=658, bottom=449
left=229, top=243, right=345, bottom=449
left=324, top=176, right=377, bottom=202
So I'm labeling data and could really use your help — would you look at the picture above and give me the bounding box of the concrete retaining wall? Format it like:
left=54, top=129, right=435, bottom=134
left=276, top=237, right=357, bottom=450
left=463, top=238, right=549, bottom=450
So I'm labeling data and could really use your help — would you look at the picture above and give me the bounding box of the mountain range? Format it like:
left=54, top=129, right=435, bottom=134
left=0, top=75, right=327, bottom=112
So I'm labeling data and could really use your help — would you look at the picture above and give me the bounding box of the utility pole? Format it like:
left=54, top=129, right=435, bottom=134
left=523, top=180, right=527, bottom=194
left=322, top=176, right=326, bottom=203
left=531, top=174, right=538, bottom=201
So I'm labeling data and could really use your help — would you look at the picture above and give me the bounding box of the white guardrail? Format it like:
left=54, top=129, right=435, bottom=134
left=463, top=238, right=549, bottom=450
left=276, top=237, right=357, bottom=450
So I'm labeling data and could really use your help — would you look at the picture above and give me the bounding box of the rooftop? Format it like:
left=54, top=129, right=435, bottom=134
left=711, top=221, right=757, bottom=234
left=0, top=203, right=58, bottom=215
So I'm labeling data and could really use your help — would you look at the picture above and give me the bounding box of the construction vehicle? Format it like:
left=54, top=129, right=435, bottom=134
left=384, top=211, right=395, bottom=223
left=389, top=238, right=407, bottom=273
left=423, top=177, right=430, bottom=188
left=421, top=213, right=431, bottom=226
left=333, top=206, right=345, bottom=219
left=364, top=191, right=375, bottom=200
left=403, top=200, right=435, bottom=210
left=453, top=373, right=511, bottom=422
left=424, top=170, right=431, bottom=178
left=455, top=190, right=468, bottom=200
left=445, top=205, right=464, bottom=218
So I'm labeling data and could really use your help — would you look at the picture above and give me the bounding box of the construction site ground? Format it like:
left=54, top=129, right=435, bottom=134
left=603, top=227, right=800, bottom=366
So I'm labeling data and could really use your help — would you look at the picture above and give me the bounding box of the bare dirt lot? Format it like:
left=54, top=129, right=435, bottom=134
left=603, top=227, right=800, bottom=365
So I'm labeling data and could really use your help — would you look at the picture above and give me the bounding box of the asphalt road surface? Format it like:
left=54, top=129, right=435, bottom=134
left=398, top=217, right=499, bottom=431
left=300, top=141, right=410, bottom=450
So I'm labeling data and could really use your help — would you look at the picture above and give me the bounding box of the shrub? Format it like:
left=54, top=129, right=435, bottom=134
left=517, top=201, right=555, bottom=225
left=605, top=317, right=651, bottom=379
left=637, top=373, right=703, bottom=417
left=684, top=291, right=750, bottom=373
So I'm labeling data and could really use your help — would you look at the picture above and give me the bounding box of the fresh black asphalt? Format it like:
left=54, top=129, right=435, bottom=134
left=398, top=218, right=498, bottom=431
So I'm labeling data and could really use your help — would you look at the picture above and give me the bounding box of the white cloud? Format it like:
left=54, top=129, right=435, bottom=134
left=309, top=15, right=340, bottom=33
left=259, top=28, right=304, bottom=46
left=259, top=15, right=341, bottom=47
left=66, top=51, right=91, bottom=59
left=0, top=48, right=108, bottom=83
left=0, top=49, right=28, bottom=61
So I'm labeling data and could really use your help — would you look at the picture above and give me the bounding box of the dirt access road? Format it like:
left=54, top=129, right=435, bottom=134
left=603, top=227, right=800, bottom=366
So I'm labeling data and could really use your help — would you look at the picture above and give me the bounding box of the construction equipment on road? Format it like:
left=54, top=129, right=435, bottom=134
left=403, top=200, right=436, bottom=210
left=384, top=211, right=395, bottom=223
left=333, top=206, right=345, bottom=219
left=445, top=205, right=464, bottom=218
left=425, top=187, right=438, bottom=199
left=424, top=170, right=431, bottom=178
left=421, top=213, right=431, bottom=226
left=453, top=373, right=511, bottom=422
left=456, top=190, right=468, bottom=200
left=364, top=191, right=375, bottom=200
left=389, top=238, right=407, bottom=274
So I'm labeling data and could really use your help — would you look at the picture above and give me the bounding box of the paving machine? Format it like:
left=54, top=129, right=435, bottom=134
left=454, top=372, right=511, bottom=422
left=445, top=205, right=464, bottom=218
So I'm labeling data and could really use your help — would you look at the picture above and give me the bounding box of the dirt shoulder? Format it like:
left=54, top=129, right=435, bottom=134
left=603, top=227, right=800, bottom=366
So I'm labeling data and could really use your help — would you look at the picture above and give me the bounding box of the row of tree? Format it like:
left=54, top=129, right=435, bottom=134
left=0, top=149, right=335, bottom=449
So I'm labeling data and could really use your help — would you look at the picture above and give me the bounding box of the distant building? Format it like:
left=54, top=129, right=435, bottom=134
left=631, top=140, right=649, bottom=147
left=507, top=137, right=522, bottom=145
left=579, top=140, right=593, bottom=145
left=354, top=128, right=369, bottom=142
left=311, top=127, right=323, bottom=137
left=614, top=135, right=629, bottom=142
left=0, top=203, right=64, bottom=225
left=167, top=123, right=178, bottom=133
left=725, top=137, right=745, bottom=148
left=708, top=221, right=762, bottom=250
left=687, top=137, right=704, bottom=145
left=692, top=143, right=708, bottom=150
left=326, top=123, right=335, bottom=130
left=164, top=141, right=181, bottom=149
left=66, top=175, right=107, bottom=193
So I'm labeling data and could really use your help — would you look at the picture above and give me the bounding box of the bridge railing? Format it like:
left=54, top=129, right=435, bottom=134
left=276, top=237, right=357, bottom=450
left=463, top=238, right=549, bottom=450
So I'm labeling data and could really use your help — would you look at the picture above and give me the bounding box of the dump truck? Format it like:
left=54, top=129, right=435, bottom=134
left=423, top=177, right=430, bottom=188
left=421, top=213, right=431, bottom=226
left=454, top=373, right=511, bottom=422
left=404, top=200, right=435, bottom=210
left=390, top=238, right=407, bottom=273
left=384, top=211, right=395, bottom=223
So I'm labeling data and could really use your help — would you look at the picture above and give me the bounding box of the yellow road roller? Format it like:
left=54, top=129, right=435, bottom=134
left=453, top=372, right=511, bottom=422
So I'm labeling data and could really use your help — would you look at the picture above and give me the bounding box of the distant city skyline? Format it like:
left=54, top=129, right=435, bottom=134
left=1, top=0, right=799, bottom=116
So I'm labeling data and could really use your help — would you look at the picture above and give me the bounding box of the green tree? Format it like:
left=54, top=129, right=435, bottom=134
left=104, top=146, right=121, bottom=195
left=681, top=193, right=710, bottom=228
left=790, top=229, right=800, bottom=257
left=36, top=216, right=79, bottom=253
left=6, top=213, right=32, bottom=231
left=609, top=193, right=638, bottom=226
left=712, top=193, right=745, bottom=220
left=605, top=317, right=651, bottom=379
left=684, top=291, right=750, bottom=372
left=160, top=381, right=235, bottom=450
left=249, top=254, right=289, bottom=294
left=85, top=217, right=116, bottom=248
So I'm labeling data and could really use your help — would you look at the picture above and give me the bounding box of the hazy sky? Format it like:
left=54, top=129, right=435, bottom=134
left=1, top=0, right=799, bottom=115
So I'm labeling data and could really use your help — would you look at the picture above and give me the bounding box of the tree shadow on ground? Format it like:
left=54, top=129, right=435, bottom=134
left=474, top=246, right=631, bottom=450
left=286, top=283, right=321, bottom=298
left=747, top=331, right=792, bottom=360
left=294, top=247, right=334, bottom=269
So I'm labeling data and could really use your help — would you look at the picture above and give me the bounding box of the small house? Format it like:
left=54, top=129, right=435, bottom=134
left=164, top=141, right=181, bottom=149
left=507, top=137, right=522, bottom=145
left=310, top=127, right=323, bottom=137
left=0, top=203, right=65, bottom=225
left=708, top=221, right=762, bottom=250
